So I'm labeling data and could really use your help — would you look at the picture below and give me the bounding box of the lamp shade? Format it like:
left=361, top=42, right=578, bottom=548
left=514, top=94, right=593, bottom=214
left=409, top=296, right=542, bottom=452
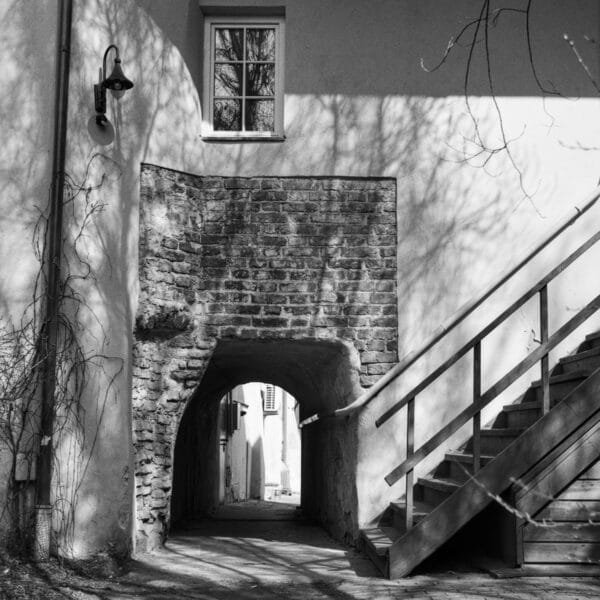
left=103, top=58, right=134, bottom=91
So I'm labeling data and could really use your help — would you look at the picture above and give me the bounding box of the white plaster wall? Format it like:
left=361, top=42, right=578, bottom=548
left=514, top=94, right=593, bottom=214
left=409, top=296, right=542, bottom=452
left=263, top=401, right=283, bottom=490
left=284, top=395, right=301, bottom=494
left=0, top=1, right=58, bottom=315
left=0, top=0, right=58, bottom=534
left=2, top=0, right=596, bottom=553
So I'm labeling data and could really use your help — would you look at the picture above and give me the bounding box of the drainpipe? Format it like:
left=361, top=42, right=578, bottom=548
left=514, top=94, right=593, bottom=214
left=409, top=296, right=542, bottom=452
left=34, top=0, right=73, bottom=561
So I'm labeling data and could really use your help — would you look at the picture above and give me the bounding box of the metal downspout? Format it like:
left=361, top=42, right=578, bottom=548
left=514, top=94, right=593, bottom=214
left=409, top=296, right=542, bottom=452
left=34, top=0, right=73, bottom=561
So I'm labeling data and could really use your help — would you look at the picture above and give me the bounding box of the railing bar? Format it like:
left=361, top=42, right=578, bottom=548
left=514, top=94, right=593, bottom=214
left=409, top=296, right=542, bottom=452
left=405, top=396, right=415, bottom=531
left=301, top=215, right=600, bottom=429
left=375, top=229, right=600, bottom=428
left=473, top=342, right=481, bottom=474
left=405, top=469, right=414, bottom=531
left=386, top=395, right=485, bottom=486
left=376, top=344, right=472, bottom=427
left=385, top=292, right=600, bottom=486
left=540, top=286, right=550, bottom=415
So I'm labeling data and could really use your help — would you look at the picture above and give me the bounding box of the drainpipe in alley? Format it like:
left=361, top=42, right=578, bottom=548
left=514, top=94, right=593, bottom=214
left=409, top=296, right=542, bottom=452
left=34, top=0, right=73, bottom=561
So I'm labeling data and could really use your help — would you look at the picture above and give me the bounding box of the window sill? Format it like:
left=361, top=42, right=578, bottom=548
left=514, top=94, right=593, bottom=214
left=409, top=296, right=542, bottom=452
left=202, top=134, right=286, bottom=143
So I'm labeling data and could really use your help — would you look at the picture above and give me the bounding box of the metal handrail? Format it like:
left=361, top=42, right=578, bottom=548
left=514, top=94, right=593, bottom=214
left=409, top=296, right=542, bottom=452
left=299, top=185, right=600, bottom=428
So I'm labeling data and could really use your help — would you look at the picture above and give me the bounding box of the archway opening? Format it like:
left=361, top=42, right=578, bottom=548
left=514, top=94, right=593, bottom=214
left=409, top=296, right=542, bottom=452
left=170, top=338, right=362, bottom=542
left=216, top=382, right=301, bottom=509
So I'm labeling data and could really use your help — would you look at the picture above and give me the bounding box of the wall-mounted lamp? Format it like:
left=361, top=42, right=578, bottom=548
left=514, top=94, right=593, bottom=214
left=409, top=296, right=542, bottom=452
left=94, top=44, right=134, bottom=126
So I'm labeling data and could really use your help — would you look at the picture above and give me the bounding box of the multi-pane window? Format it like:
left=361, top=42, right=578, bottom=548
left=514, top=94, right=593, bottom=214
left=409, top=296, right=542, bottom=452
left=203, top=17, right=284, bottom=138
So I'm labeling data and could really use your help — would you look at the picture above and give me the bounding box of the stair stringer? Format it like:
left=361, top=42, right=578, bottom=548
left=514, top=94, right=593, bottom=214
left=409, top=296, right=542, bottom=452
left=388, top=365, right=600, bottom=579
left=514, top=411, right=600, bottom=522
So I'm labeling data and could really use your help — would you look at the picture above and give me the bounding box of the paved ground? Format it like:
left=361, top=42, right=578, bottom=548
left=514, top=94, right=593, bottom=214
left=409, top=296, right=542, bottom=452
left=4, top=500, right=600, bottom=599
left=111, top=500, right=600, bottom=599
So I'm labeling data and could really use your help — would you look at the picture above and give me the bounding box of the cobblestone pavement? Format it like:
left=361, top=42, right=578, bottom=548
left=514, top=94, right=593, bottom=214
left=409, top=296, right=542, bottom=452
left=102, top=501, right=600, bottom=600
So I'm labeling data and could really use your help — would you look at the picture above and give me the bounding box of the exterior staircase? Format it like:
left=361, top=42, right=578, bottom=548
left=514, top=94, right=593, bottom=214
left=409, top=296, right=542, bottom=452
left=300, top=186, right=600, bottom=579
left=361, top=331, right=600, bottom=578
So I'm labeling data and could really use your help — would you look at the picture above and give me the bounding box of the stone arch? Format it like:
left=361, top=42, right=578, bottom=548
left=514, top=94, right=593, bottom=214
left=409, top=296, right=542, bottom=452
left=170, top=338, right=362, bottom=536
left=132, top=165, right=398, bottom=551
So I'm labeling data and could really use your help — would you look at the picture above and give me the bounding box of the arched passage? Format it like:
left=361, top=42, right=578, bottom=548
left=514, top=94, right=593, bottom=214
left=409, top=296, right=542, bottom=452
left=134, top=168, right=398, bottom=552
left=171, top=338, right=362, bottom=542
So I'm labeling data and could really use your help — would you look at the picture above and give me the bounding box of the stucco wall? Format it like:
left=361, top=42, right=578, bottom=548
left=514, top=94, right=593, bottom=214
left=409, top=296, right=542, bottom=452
left=1, top=0, right=600, bottom=556
left=0, top=0, right=58, bottom=542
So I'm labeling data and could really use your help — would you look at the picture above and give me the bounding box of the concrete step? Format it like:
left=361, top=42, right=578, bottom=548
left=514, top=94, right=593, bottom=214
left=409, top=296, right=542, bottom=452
left=415, top=476, right=459, bottom=506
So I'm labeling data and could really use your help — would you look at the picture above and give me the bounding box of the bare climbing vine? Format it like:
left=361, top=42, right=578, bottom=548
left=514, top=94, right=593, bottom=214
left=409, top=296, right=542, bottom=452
left=0, top=153, right=123, bottom=556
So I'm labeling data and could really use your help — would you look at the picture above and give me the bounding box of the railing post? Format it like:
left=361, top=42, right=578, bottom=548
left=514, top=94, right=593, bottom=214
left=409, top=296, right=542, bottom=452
left=405, top=396, right=415, bottom=531
left=473, top=342, right=481, bottom=474
left=540, top=286, right=550, bottom=414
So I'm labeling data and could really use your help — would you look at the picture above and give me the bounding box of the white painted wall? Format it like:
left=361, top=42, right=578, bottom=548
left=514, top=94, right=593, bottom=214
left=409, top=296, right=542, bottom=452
left=0, top=0, right=59, bottom=537
left=1, top=0, right=599, bottom=553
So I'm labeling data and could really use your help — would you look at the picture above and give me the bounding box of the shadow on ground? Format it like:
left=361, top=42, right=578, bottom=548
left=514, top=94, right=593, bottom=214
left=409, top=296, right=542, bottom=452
left=2, top=501, right=600, bottom=598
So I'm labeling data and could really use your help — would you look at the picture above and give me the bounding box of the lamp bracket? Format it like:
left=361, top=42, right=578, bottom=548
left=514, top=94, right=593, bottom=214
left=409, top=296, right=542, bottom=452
left=94, top=83, right=106, bottom=116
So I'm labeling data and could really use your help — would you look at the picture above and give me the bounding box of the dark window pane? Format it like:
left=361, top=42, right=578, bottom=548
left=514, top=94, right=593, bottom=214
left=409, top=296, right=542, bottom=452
left=215, top=28, right=243, bottom=61
left=214, top=99, right=241, bottom=131
left=247, top=28, right=275, bottom=61
left=214, top=64, right=242, bottom=97
left=245, top=99, right=274, bottom=131
left=246, top=63, right=275, bottom=96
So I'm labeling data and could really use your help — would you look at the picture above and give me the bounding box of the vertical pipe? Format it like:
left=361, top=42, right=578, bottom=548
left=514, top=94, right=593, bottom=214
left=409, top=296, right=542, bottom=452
left=472, top=342, right=481, bottom=473
left=405, top=396, right=414, bottom=531
left=540, top=286, right=550, bottom=414
left=34, top=0, right=73, bottom=561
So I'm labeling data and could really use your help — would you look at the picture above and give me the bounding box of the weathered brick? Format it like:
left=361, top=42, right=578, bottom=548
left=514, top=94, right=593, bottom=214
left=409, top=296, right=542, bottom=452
left=371, top=292, right=396, bottom=304
left=224, top=177, right=261, bottom=189
left=260, top=179, right=283, bottom=190
left=172, top=262, right=191, bottom=274
left=135, top=167, right=398, bottom=547
left=252, top=317, right=289, bottom=328
left=281, top=178, right=322, bottom=190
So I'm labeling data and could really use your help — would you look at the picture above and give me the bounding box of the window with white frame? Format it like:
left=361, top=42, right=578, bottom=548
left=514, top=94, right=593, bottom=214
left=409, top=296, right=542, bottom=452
left=203, top=16, right=284, bottom=139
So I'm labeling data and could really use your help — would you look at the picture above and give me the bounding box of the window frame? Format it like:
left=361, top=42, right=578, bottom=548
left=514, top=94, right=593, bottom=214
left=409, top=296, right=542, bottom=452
left=202, top=15, right=285, bottom=141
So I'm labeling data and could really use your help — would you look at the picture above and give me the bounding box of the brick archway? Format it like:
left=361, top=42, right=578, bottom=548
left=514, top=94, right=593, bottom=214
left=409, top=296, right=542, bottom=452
left=170, top=338, right=361, bottom=536
left=132, top=165, right=397, bottom=551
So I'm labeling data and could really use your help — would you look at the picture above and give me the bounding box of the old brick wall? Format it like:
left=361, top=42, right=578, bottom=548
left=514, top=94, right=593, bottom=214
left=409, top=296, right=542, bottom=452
left=133, top=163, right=397, bottom=550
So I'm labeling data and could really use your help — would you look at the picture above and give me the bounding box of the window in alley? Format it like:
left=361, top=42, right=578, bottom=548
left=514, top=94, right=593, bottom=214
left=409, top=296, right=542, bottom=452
left=202, top=16, right=285, bottom=139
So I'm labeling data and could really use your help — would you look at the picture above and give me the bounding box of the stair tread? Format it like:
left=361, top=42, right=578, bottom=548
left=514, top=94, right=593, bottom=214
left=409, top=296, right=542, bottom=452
left=361, top=526, right=399, bottom=555
left=559, top=345, right=600, bottom=364
left=366, top=330, right=600, bottom=579
left=480, top=427, right=524, bottom=436
left=417, top=476, right=460, bottom=491
left=445, top=450, right=494, bottom=463
left=503, top=400, right=540, bottom=412
left=531, top=369, right=588, bottom=387
left=389, top=499, right=432, bottom=517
